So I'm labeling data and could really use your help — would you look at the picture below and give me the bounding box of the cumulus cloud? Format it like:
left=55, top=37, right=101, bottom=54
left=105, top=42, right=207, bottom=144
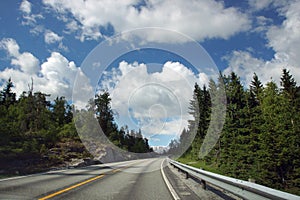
left=43, top=0, right=251, bottom=42
left=98, top=61, right=208, bottom=138
left=266, top=0, right=300, bottom=67
left=39, top=52, right=78, bottom=98
left=0, top=38, right=39, bottom=74
left=0, top=39, right=80, bottom=100
left=224, top=0, right=300, bottom=86
left=223, top=50, right=295, bottom=86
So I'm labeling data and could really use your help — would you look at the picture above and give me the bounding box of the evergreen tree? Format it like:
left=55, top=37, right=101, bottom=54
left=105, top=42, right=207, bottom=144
left=187, top=83, right=200, bottom=158
left=246, top=73, right=264, bottom=178
left=220, top=72, right=247, bottom=176
left=0, top=78, right=16, bottom=107
left=53, top=96, right=67, bottom=126
left=93, top=91, right=152, bottom=153
left=178, top=69, right=300, bottom=195
left=258, top=81, right=292, bottom=188
left=0, top=78, right=17, bottom=146
left=249, top=73, right=263, bottom=108
left=202, top=77, right=226, bottom=163
left=281, top=69, right=297, bottom=102
left=94, top=91, right=117, bottom=138
left=279, top=69, right=300, bottom=190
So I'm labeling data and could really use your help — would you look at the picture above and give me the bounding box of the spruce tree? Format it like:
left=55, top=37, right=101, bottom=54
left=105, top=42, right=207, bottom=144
left=94, top=91, right=117, bottom=138
left=0, top=78, right=16, bottom=108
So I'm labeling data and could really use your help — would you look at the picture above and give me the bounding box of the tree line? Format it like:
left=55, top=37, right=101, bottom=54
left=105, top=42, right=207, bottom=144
left=0, top=79, right=152, bottom=174
left=170, top=69, right=300, bottom=194
left=89, top=91, right=153, bottom=153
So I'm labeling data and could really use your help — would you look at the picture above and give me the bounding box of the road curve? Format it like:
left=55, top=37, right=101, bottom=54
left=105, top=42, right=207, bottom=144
left=0, top=157, right=187, bottom=200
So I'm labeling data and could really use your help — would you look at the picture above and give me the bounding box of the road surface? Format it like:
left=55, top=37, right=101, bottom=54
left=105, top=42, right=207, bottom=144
left=0, top=157, right=200, bottom=200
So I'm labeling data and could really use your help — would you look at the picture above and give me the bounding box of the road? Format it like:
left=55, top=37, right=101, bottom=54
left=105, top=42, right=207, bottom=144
left=0, top=157, right=200, bottom=200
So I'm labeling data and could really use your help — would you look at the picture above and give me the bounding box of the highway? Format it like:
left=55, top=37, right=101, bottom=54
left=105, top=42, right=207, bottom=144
left=0, top=157, right=201, bottom=200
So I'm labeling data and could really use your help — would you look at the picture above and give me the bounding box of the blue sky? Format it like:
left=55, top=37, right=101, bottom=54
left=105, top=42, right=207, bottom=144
left=0, top=0, right=299, bottom=147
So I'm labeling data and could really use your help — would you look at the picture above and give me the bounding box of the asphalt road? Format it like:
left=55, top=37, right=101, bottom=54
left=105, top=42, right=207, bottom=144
left=0, top=157, right=200, bottom=200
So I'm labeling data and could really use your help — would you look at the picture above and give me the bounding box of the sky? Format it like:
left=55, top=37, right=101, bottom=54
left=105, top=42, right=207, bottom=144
left=0, top=0, right=300, bottom=147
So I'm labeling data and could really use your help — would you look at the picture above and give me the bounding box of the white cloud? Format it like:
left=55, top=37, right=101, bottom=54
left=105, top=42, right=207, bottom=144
left=0, top=38, right=20, bottom=57
left=224, top=1, right=300, bottom=87
left=19, top=0, right=44, bottom=26
left=99, top=61, right=205, bottom=137
left=40, top=52, right=78, bottom=99
left=44, top=30, right=63, bottom=44
left=248, top=0, right=287, bottom=11
left=248, top=0, right=273, bottom=11
left=266, top=0, right=300, bottom=67
left=65, top=20, right=80, bottom=33
left=224, top=50, right=300, bottom=87
left=29, top=25, right=44, bottom=35
left=0, top=39, right=80, bottom=100
left=254, top=16, right=273, bottom=32
left=20, top=0, right=31, bottom=15
left=43, top=0, right=251, bottom=42
left=0, top=38, right=39, bottom=74
left=11, top=52, right=40, bottom=75
left=19, top=1, right=68, bottom=52
left=44, top=30, right=69, bottom=52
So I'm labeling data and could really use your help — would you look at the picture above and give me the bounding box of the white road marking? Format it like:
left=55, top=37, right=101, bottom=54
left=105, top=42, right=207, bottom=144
left=160, top=158, right=180, bottom=200
left=0, top=168, right=70, bottom=182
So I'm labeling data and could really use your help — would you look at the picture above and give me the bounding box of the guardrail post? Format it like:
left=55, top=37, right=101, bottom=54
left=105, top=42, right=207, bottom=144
left=248, top=178, right=255, bottom=183
left=185, top=172, right=189, bottom=179
left=201, top=179, right=207, bottom=190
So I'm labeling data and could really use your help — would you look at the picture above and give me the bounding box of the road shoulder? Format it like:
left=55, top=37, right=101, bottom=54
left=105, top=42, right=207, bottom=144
left=162, top=161, right=201, bottom=200
left=164, top=161, right=238, bottom=200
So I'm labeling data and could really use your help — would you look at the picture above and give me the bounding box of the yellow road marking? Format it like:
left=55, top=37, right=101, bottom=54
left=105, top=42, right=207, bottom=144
left=38, top=174, right=105, bottom=200
left=112, top=169, right=121, bottom=173
left=38, top=160, right=146, bottom=199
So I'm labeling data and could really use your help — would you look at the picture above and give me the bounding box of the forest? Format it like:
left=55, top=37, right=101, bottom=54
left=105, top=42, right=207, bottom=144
left=169, top=69, right=300, bottom=195
left=1, top=67, right=299, bottom=195
left=0, top=80, right=152, bottom=175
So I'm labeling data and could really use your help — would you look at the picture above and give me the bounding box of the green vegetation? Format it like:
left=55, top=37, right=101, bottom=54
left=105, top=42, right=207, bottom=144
left=92, top=91, right=153, bottom=153
left=0, top=79, right=152, bottom=176
left=172, top=69, right=300, bottom=195
left=0, top=78, right=88, bottom=175
left=177, top=157, right=222, bottom=174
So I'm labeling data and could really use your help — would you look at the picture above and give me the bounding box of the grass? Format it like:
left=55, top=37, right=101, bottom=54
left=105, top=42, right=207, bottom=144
left=176, top=157, right=222, bottom=174
left=0, top=174, right=19, bottom=179
left=176, top=157, right=300, bottom=196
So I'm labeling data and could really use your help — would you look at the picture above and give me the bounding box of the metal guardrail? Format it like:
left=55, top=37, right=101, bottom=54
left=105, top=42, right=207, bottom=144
left=168, top=159, right=300, bottom=200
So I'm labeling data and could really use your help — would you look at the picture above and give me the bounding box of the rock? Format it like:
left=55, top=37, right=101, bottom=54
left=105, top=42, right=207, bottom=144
left=66, top=158, right=102, bottom=168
